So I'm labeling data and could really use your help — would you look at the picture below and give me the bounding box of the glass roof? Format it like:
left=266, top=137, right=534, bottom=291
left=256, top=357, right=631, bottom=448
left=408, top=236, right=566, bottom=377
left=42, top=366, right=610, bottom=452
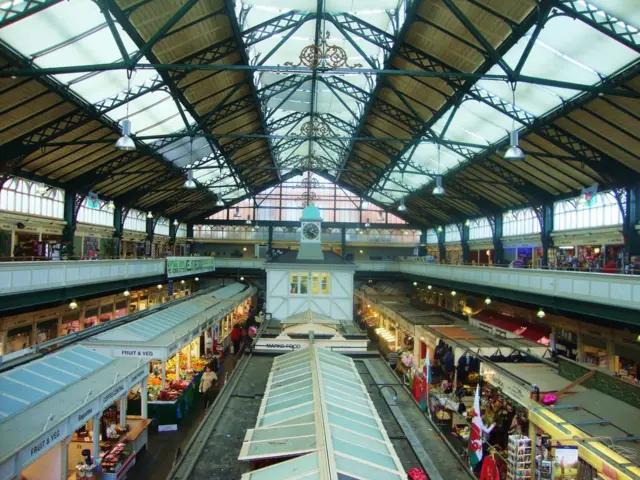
left=0, top=345, right=113, bottom=422
left=239, top=345, right=406, bottom=479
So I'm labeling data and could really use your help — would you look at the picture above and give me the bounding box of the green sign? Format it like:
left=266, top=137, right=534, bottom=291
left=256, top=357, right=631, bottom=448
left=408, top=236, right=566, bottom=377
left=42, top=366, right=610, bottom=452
left=166, top=257, right=215, bottom=278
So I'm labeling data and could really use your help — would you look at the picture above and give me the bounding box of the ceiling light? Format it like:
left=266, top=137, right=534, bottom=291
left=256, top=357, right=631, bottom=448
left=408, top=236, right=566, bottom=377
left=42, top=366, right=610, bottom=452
left=404, top=230, right=409, bottom=235
left=465, top=219, right=471, bottom=227
left=147, top=211, right=153, bottom=219
left=504, top=131, right=525, bottom=161
left=398, top=198, right=407, bottom=212
left=432, top=175, right=445, bottom=196
left=437, top=226, right=443, bottom=232
left=365, top=218, right=371, bottom=228
left=173, top=219, right=179, bottom=226
left=359, top=250, right=364, bottom=254
left=484, top=297, right=491, bottom=305
left=413, top=282, right=418, bottom=286
left=123, top=289, right=130, bottom=297
left=240, top=276, right=245, bottom=281
left=184, top=168, right=196, bottom=189
left=107, top=200, right=115, bottom=211
left=216, top=197, right=225, bottom=207
left=157, top=284, right=162, bottom=289
left=245, top=216, right=252, bottom=225
left=427, top=285, right=432, bottom=290
left=504, top=84, right=525, bottom=161
left=36, top=184, right=48, bottom=196
left=451, top=291, right=456, bottom=296
left=69, top=299, right=78, bottom=310
left=195, top=277, right=199, bottom=281
left=243, top=247, right=247, bottom=252
left=115, top=119, right=136, bottom=151
left=362, top=200, right=369, bottom=209
left=377, top=211, right=384, bottom=221
left=233, top=207, right=241, bottom=218
left=537, top=308, right=546, bottom=319
left=181, top=280, right=185, bottom=284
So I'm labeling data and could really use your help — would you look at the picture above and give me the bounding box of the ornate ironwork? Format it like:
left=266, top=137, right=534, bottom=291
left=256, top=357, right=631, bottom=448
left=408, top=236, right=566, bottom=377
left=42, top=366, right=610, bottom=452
left=300, top=117, right=333, bottom=137
left=285, top=32, right=362, bottom=69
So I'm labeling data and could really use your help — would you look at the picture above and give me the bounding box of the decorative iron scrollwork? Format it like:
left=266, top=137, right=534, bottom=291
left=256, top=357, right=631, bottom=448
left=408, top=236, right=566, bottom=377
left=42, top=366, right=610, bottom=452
left=285, top=32, right=362, bottom=69
left=300, top=117, right=333, bottom=137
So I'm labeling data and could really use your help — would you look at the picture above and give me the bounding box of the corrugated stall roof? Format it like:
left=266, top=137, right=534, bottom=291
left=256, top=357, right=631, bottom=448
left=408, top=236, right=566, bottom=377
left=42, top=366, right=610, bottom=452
left=0, top=345, right=113, bottom=422
left=239, top=345, right=406, bottom=480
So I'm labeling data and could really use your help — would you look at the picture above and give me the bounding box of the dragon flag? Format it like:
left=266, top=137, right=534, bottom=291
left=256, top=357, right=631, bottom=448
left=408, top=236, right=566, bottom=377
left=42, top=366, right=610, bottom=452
left=468, top=384, right=484, bottom=468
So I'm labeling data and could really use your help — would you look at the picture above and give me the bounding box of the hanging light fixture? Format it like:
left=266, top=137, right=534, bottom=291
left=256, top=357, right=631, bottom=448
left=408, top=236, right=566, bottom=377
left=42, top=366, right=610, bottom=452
left=195, top=277, right=199, bottom=281
left=107, top=200, right=116, bottom=211
left=245, top=215, right=252, bottom=225
left=147, top=211, right=153, bottom=219
left=157, top=284, right=162, bottom=289
left=240, top=276, right=245, bottom=281
left=69, top=299, right=78, bottom=310
left=216, top=197, right=225, bottom=207
left=427, top=285, right=432, bottom=290
left=173, top=219, right=179, bottom=226
left=413, top=281, right=418, bottom=286
left=365, top=218, right=371, bottom=228
left=123, top=289, right=130, bottom=297
left=115, top=71, right=136, bottom=151
left=451, top=291, right=457, bottom=296
left=437, top=226, right=443, bottom=232
left=504, top=84, right=525, bottom=161
left=537, top=308, right=546, bottom=319
left=465, top=219, right=471, bottom=227
left=484, top=297, right=492, bottom=305
left=432, top=145, right=445, bottom=195
left=377, top=211, right=384, bottom=221
left=362, top=200, right=369, bottom=209
left=398, top=198, right=407, bottom=212
left=181, top=279, right=185, bottom=284
left=233, top=207, right=241, bottom=218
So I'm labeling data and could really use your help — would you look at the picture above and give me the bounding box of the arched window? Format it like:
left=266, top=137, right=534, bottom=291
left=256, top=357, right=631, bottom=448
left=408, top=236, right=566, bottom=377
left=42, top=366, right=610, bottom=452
left=426, top=229, right=439, bottom=244
left=502, top=208, right=540, bottom=237
left=77, top=197, right=114, bottom=227
left=444, top=224, right=461, bottom=243
left=0, top=177, right=64, bottom=219
left=123, top=209, right=146, bottom=232
left=468, top=217, right=492, bottom=240
left=554, top=191, right=622, bottom=231
left=176, top=223, right=187, bottom=238
left=154, top=217, right=170, bottom=237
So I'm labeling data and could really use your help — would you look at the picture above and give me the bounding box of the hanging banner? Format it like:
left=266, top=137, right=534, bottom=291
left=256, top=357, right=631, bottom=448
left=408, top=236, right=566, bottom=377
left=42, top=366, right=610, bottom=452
left=166, top=256, right=215, bottom=278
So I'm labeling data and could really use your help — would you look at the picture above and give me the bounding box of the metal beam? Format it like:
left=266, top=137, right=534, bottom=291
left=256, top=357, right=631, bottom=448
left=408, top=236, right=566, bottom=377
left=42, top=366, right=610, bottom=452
left=0, top=0, right=62, bottom=27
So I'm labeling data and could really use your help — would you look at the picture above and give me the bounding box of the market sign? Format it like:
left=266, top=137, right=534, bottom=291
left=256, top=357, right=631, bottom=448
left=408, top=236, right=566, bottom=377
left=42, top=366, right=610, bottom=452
left=480, top=364, right=532, bottom=408
left=115, top=348, right=164, bottom=359
left=166, top=257, right=215, bottom=278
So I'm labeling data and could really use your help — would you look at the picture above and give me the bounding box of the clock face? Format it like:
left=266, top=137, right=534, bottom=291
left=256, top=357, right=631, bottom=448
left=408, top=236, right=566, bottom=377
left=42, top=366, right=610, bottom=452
left=303, top=223, right=320, bottom=240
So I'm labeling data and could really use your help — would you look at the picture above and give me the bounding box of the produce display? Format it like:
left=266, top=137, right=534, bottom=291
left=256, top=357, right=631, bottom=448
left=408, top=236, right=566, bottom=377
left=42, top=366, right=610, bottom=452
left=100, top=441, right=132, bottom=473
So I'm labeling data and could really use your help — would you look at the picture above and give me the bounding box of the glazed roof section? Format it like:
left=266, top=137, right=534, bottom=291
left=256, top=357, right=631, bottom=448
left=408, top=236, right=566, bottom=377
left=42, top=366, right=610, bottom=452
left=239, top=345, right=406, bottom=479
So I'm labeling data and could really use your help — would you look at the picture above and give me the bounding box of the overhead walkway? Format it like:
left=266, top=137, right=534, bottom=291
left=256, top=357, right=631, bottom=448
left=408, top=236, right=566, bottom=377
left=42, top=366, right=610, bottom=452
left=3, top=256, right=639, bottom=324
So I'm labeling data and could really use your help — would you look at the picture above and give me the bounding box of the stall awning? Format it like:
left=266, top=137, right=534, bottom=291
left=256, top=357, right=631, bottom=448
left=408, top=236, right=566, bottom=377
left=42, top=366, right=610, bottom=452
left=472, top=311, right=550, bottom=345
left=239, top=346, right=405, bottom=480
left=0, top=347, right=147, bottom=477
left=81, top=284, right=253, bottom=360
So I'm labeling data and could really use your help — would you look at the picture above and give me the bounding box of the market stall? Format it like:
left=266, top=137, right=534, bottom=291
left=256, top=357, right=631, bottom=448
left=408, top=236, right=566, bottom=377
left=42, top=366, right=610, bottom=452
left=0, top=345, right=149, bottom=480
left=80, top=283, right=254, bottom=428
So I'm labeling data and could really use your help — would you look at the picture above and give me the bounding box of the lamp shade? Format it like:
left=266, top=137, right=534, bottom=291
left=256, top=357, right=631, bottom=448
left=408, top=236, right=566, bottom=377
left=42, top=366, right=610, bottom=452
left=115, top=119, right=135, bottom=151
left=432, top=175, right=445, bottom=195
left=504, top=130, right=525, bottom=161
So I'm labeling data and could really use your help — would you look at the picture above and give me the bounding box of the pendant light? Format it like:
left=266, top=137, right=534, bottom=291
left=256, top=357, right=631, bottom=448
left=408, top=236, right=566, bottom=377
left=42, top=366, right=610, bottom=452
left=184, top=137, right=197, bottom=189
left=115, top=71, right=136, bottom=151
left=537, top=308, right=546, bottom=319
left=123, top=288, right=130, bottom=297
left=362, top=200, right=369, bottom=209
left=432, top=144, right=445, bottom=196
left=398, top=198, right=407, bottom=212
left=364, top=218, right=371, bottom=228
left=36, top=184, right=48, bottom=196
left=107, top=200, right=115, bottom=211
left=147, top=211, right=153, bottom=219
left=69, top=299, right=78, bottom=310
left=377, top=211, right=384, bottom=221
left=504, top=83, right=525, bottom=161
left=245, top=215, right=252, bottom=225
left=173, top=219, right=179, bottom=226
left=216, top=197, right=225, bottom=207
left=233, top=207, right=241, bottom=218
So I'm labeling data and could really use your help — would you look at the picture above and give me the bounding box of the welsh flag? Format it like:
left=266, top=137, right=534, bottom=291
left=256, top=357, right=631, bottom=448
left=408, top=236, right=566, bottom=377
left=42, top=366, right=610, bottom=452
left=420, top=350, right=431, bottom=412
left=468, top=384, right=484, bottom=468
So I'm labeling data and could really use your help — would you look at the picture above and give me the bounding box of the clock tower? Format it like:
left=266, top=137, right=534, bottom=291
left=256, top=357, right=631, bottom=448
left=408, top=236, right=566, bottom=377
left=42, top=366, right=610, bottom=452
left=297, top=204, right=324, bottom=261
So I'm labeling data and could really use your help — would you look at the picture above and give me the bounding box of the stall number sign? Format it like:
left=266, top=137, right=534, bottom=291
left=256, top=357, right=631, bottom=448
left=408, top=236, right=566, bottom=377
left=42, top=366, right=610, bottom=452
left=21, top=424, right=68, bottom=467
left=128, top=368, right=149, bottom=389
left=480, top=365, right=531, bottom=407
left=102, top=384, right=125, bottom=409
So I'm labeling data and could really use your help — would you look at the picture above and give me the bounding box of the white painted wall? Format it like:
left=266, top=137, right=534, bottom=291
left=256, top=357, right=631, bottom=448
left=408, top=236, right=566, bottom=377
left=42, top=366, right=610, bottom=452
left=266, top=268, right=354, bottom=321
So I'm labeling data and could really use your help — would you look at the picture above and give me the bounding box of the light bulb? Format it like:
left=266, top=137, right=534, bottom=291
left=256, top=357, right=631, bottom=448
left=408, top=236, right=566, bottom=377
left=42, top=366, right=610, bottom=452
left=413, top=282, right=417, bottom=286
left=365, top=219, right=371, bottom=228
left=107, top=201, right=115, bottom=211
left=504, top=130, right=525, bottom=161
left=69, top=299, right=78, bottom=310
left=157, top=284, right=162, bottom=289
left=233, top=207, right=241, bottom=218
left=427, top=285, right=432, bottom=290
left=115, top=119, right=136, bottom=151
left=216, top=198, right=224, bottom=207
left=173, top=219, right=179, bottom=226
left=537, top=308, right=546, bottom=319
left=195, top=277, right=199, bottom=281
left=240, top=276, right=245, bottom=281
left=181, top=280, right=185, bottom=284
left=432, top=175, right=445, bottom=195
left=484, top=297, right=491, bottom=305
left=123, top=289, right=130, bottom=297
left=147, top=211, right=153, bottom=219
left=451, top=291, right=456, bottom=296
left=184, top=169, right=196, bottom=189
left=245, top=216, right=252, bottom=225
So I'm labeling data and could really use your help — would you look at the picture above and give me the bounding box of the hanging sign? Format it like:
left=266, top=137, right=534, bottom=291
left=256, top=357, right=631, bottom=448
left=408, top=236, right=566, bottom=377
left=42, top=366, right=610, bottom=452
left=70, top=399, right=100, bottom=433
left=128, top=367, right=149, bottom=388
left=19, top=423, right=68, bottom=468
left=166, top=257, right=215, bottom=278
left=115, top=348, right=164, bottom=359
left=480, top=364, right=531, bottom=407
left=101, top=383, right=126, bottom=409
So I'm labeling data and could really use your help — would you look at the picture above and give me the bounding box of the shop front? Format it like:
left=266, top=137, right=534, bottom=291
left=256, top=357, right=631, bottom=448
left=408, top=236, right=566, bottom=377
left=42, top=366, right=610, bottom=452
left=0, top=346, right=150, bottom=480
left=551, top=227, right=624, bottom=271
left=469, top=241, right=493, bottom=266
left=503, top=236, right=540, bottom=267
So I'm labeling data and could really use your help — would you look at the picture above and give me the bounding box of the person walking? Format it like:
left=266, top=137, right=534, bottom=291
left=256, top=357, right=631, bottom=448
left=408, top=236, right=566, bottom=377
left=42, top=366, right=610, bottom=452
left=231, top=322, right=242, bottom=354
left=199, top=365, right=218, bottom=411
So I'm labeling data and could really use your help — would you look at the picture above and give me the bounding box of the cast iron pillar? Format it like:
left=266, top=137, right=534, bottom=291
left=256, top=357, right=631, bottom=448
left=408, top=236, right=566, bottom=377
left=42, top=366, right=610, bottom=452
left=624, top=185, right=640, bottom=260
left=341, top=227, right=347, bottom=256
left=62, top=189, right=78, bottom=257
left=540, top=203, right=554, bottom=268
left=267, top=225, right=274, bottom=252
left=492, top=215, right=504, bottom=266
left=437, top=227, right=446, bottom=262
left=461, top=223, right=470, bottom=264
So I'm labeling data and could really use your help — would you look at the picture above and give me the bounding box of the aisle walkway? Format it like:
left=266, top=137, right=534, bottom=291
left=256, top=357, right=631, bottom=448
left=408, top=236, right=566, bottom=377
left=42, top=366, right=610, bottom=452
left=127, top=352, right=240, bottom=480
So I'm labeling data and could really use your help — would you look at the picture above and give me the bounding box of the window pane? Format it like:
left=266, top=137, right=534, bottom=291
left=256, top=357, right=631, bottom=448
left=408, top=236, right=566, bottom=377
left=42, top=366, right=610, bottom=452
left=290, top=274, right=299, bottom=294
left=312, top=273, right=320, bottom=295
left=300, top=274, right=308, bottom=294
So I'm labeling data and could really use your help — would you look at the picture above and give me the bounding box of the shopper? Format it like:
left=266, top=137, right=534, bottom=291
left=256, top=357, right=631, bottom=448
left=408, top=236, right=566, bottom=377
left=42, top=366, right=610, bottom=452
left=231, top=322, right=242, bottom=354
left=199, top=365, right=218, bottom=411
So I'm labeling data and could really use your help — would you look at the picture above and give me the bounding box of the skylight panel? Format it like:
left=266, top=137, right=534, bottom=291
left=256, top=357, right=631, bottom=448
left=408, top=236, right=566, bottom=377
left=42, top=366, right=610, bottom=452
left=72, top=69, right=158, bottom=105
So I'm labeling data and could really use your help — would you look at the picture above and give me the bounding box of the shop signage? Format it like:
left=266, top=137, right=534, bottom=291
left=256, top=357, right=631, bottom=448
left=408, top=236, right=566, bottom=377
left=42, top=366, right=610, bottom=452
left=115, top=348, right=163, bottom=358
left=101, top=384, right=126, bottom=409
left=70, top=399, right=100, bottom=433
left=128, top=368, right=149, bottom=389
left=19, top=423, right=68, bottom=468
left=480, top=364, right=531, bottom=408
left=166, top=257, right=215, bottom=278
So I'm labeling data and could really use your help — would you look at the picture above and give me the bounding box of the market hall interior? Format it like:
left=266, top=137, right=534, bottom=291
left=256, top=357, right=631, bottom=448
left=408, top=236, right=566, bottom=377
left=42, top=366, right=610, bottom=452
left=0, top=0, right=640, bottom=478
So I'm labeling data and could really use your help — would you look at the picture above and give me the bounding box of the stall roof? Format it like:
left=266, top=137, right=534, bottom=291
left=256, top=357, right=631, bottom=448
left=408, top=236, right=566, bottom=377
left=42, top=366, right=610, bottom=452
left=83, top=283, right=250, bottom=348
left=0, top=348, right=144, bottom=467
left=494, top=363, right=583, bottom=393
left=541, top=389, right=640, bottom=468
left=239, top=345, right=406, bottom=480
left=280, top=310, right=342, bottom=326
left=0, top=345, right=113, bottom=421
